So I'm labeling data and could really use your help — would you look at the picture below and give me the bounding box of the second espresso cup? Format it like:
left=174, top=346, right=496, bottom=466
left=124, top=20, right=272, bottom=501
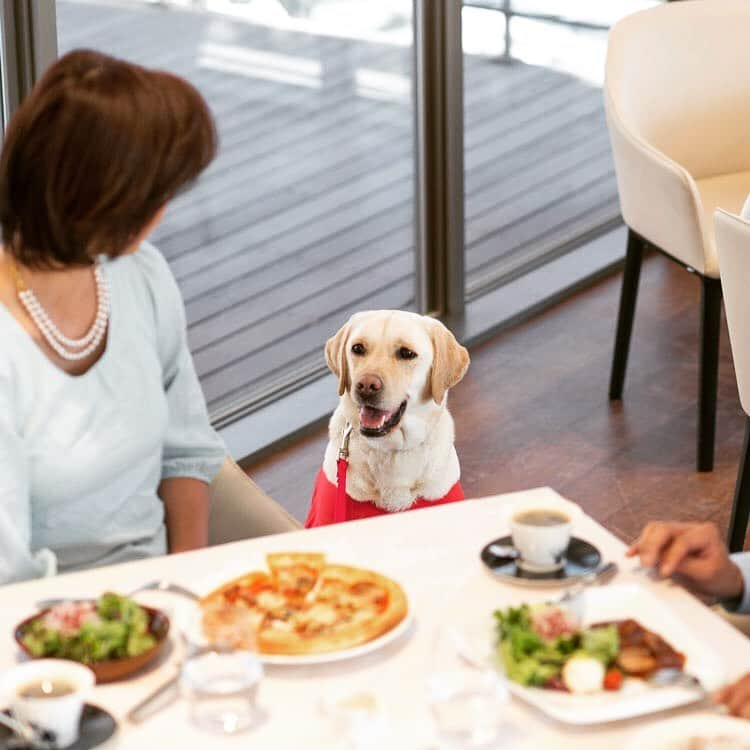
left=0, top=659, right=95, bottom=748
left=509, top=504, right=579, bottom=572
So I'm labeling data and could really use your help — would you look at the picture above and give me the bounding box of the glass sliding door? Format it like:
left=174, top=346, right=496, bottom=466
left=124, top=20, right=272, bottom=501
left=461, top=0, right=662, bottom=300
left=54, top=0, right=417, bottom=425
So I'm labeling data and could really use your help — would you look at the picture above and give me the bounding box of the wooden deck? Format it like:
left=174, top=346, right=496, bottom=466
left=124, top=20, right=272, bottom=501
left=57, top=1, right=619, bottom=417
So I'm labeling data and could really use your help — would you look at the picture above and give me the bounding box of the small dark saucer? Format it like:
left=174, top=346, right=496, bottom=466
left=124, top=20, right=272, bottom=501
left=480, top=535, right=602, bottom=588
left=0, top=704, right=116, bottom=750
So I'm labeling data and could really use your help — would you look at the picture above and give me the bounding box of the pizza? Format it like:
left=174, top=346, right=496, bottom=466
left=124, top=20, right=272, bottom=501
left=200, top=553, right=408, bottom=655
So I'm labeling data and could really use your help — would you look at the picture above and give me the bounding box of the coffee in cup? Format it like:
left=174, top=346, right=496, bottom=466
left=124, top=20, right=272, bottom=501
left=510, top=506, right=574, bottom=572
left=0, top=659, right=95, bottom=747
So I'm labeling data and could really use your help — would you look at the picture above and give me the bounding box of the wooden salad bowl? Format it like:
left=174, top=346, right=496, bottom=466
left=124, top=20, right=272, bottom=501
left=14, top=605, right=170, bottom=684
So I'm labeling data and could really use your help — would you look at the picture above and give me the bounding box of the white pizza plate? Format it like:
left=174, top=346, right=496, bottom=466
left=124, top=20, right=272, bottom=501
left=624, top=714, right=750, bottom=749
left=174, top=556, right=414, bottom=666
left=487, top=583, right=728, bottom=726
left=260, top=610, right=414, bottom=666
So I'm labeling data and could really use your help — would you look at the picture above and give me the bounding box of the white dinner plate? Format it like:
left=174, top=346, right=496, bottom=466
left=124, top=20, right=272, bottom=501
left=175, top=556, right=414, bottom=666
left=624, top=714, right=750, bottom=749
left=492, top=583, right=728, bottom=725
left=259, top=610, right=414, bottom=666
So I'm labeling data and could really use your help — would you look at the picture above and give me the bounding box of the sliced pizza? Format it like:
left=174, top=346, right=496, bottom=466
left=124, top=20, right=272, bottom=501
left=266, top=552, right=326, bottom=602
left=200, top=554, right=408, bottom=656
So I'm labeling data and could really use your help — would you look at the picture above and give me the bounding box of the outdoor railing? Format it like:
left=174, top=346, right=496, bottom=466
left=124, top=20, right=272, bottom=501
left=463, top=0, right=670, bottom=59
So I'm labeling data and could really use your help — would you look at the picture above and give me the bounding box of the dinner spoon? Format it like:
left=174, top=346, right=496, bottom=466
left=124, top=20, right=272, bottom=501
left=0, top=712, right=55, bottom=749
left=34, top=580, right=199, bottom=610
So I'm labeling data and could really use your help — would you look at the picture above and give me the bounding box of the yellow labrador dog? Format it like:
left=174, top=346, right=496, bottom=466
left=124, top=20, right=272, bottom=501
left=306, top=310, right=469, bottom=526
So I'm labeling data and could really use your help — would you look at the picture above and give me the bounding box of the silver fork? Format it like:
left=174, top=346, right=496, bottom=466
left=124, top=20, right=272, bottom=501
left=646, top=668, right=736, bottom=714
left=35, top=580, right=199, bottom=610
left=555, top=562, right=619, bottom=605
left=647, top=668, right=709, bottom=700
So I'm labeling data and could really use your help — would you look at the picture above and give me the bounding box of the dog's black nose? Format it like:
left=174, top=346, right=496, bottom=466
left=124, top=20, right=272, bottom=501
left=356, top=374, right=383, bottom=397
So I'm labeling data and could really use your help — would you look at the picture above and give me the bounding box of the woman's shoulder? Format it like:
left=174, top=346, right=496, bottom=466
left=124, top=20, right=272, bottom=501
left=110, top=241, right=185, bottom=326
left=120, top=241, right=178, bottom=293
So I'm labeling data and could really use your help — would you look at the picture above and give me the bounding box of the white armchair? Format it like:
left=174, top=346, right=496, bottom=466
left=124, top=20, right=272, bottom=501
left=605, top=0, right=750, bottom=472
left=714, top=209, right=750, bottom=552
left=208, top=458, right=301, bottom=546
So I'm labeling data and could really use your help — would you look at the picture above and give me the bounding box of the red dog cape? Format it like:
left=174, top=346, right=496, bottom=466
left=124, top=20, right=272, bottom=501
left=305, top=469, right=464, bottom=527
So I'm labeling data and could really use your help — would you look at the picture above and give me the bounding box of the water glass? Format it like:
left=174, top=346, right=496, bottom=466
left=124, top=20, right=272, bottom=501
left=319, top=688, right=392, bottom=750
left=426, top=626, right=510, bottom=749
left=180, top=650, right=263, bottom=734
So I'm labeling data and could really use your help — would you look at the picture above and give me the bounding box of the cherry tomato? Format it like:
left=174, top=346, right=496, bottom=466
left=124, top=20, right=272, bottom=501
left=604, top=668, right=623, bottom=691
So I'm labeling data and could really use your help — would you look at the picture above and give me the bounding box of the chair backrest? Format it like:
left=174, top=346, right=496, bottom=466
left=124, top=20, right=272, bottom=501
left=606, top=0, right=750, bottom=180
left=208, top=458, right=301, bottom=546
left=715, top=209, right=750, bottom=416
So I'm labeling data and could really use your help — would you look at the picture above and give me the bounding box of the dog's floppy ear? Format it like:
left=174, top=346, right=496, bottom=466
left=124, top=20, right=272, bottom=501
left=325, top=321, right=353, bottom=396
left=429, top=320, right=469, bottom=405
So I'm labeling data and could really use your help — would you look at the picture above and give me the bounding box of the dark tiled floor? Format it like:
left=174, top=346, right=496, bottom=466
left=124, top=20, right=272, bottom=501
left=247, top=252, right=747, bottom=550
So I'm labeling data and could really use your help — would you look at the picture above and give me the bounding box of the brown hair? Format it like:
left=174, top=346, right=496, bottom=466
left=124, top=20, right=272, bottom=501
left=0, top=49, right=217, bottom=268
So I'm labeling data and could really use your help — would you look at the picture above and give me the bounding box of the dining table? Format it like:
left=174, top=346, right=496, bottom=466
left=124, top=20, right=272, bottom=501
left=2, top=486, right=750, bottom=749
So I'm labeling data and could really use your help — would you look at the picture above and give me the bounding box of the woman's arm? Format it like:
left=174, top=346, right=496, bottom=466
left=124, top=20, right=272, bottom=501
left=158, top=477, right=210, bottom=553
left=140, top=244, right=225, bottom=551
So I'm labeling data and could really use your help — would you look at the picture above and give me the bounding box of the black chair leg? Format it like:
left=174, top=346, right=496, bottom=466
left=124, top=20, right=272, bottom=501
left=697, top=276, right=722, bottom=472
left=729, top=417, right=750, bottom=552
left=609, top=229, right=644, bottom=400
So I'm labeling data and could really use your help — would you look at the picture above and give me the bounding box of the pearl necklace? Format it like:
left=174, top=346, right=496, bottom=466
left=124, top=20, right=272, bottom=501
left=9, top=259, right=110, bottom=361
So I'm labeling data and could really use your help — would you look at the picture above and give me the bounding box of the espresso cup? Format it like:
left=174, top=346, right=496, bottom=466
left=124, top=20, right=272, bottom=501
left=509, top=502, right=580, bottom=573
left=0, top=659, right=95, bottom=747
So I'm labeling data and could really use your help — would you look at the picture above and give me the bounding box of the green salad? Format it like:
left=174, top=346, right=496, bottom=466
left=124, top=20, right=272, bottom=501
left=23, top=593, right=156, bottom=663
left=494, top=603, right=620, bottom=692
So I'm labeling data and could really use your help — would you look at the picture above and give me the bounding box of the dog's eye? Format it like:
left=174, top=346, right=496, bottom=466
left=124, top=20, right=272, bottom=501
left=397, top=347, right=417, bottom=360
left=351, top=343, right=366, bottom=356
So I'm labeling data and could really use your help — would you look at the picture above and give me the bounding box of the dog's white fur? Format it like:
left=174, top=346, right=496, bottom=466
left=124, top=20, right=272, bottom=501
left=322, top=310, right=470, bottom=512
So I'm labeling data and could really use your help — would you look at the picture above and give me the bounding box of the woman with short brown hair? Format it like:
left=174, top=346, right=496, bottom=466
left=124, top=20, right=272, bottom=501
left=0, top=50, right=226, bottom=583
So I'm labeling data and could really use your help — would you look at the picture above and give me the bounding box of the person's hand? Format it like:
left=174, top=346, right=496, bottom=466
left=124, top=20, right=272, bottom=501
left=714, top=673, right=750, bottom=719
left=626, top=522, right=744, bottom=601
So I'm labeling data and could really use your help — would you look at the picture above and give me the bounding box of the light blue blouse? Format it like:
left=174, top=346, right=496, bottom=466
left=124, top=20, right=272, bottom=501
left=0, top=242, right=226, bottom=585
left=731, top=553, right=750, bottom=614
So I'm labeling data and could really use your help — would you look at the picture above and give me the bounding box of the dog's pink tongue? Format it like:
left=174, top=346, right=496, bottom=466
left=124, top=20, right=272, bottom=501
left=359, top=405, right=392, bottom=430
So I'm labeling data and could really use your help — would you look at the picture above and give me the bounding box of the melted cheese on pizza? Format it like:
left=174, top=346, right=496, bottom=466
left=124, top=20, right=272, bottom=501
left=201, top=554, right=406, bottom=654
left=256, top=590, right=288, bottom=611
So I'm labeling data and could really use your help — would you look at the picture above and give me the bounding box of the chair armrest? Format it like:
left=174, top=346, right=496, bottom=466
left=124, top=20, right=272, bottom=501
left=715, top=209, right=750, bottom=415
left=208, top=458, right=302, bottom=546
left=605, top=89, right=709, bottom=274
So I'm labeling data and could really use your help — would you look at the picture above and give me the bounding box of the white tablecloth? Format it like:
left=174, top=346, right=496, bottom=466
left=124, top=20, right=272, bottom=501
left=2, top=487, right=750, bottom=748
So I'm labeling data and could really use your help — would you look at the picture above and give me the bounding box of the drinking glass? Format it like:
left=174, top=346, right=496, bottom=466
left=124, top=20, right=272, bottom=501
left=319, top=688, right=392, bottom=750
left=180, top=650, right=263, bottom=734
left=426, top=626, right=512, bottom=749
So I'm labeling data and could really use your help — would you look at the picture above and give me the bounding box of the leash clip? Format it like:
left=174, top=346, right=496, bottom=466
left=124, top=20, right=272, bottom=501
left=338, top=422, right=353, bottom=460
